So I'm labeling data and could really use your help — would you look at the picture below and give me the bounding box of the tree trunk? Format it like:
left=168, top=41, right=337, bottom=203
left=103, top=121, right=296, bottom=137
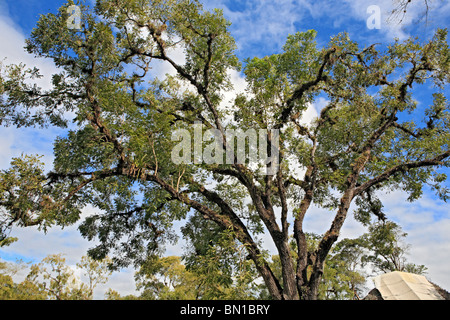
left=276, top=238, right=299, bottom=300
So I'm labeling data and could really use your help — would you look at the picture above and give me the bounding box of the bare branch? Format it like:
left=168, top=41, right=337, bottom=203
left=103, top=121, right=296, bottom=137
left=354, top=149, right=450, bottom=196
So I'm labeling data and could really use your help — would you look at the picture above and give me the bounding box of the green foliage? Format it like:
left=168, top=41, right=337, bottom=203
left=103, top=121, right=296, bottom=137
left=134, top=255, right=199, bottom=299
left=320, top=238, right=367, bottom=300
left=0, top=260, right=46, bottom=300
left=117, top=226, right=267, bottom=300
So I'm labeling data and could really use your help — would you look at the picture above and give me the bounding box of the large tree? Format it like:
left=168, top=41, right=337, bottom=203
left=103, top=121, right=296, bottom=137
left=389, top=0, right=445, bottom=24
left=0, top=0, right=449, bottom=300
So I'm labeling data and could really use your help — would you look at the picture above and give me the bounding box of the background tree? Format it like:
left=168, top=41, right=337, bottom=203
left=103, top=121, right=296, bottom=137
left=359, top=221, right=427, bottom=275
left=184, top=227, right=266, bottom=299
left=0, top=0, right=449, bottom=300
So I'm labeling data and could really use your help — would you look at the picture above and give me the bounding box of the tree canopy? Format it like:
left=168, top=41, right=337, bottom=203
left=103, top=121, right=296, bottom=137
left=0, top=0, right=449, bottom=300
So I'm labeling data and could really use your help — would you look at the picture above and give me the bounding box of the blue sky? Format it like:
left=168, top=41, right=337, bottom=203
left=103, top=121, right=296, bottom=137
left=1, top=0, right=450, bottom=298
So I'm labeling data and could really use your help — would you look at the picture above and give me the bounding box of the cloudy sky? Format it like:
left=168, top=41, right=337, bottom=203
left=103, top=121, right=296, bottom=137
left=1, top=0, right=450, bottom=299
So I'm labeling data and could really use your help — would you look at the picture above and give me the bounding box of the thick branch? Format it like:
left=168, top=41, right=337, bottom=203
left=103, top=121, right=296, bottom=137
left=276, top=47, right=336, bottom=129
left=354, top=149, right=450, bottom=196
